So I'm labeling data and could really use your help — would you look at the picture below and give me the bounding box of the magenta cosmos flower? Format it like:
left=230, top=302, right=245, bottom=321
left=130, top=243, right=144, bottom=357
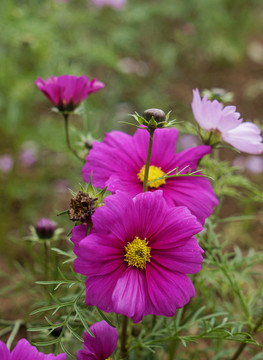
left=35, top=75, right=105, bottom=112
left=71, top=190, right=204, bottom=323
left=77, top=321, right=118, bottom=360
left=192, top=88, right=263, bottom=154
left=0, top=339, right=66, bottom=360
left=82, top=128, right=218, bottom=225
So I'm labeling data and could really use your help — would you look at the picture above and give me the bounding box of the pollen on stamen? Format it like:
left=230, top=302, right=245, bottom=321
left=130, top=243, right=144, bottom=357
left=124, top=236, right=151, bottom=270
left=137, top=165, right=166, bottom=188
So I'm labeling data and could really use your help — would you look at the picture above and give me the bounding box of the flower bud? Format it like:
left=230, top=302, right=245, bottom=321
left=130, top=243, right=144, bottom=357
left=143, top=108, right=166, bottom=123
left=35, top=218, right=56, bottom=239
left=68, top=191, right=98, bottom=223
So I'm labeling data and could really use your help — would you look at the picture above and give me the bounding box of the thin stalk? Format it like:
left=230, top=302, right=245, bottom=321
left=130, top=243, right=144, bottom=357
left=230, top=312, right=263, bottom=360
left=120, top=316, right=129, bottom=359
left=6, top=320, right=22, bottom=349
left=0, top=326, right=12, bottom=339
left=44, top=240, right=49, bottom=282
left=63, top=113, right=84, bottom=163
left=169, top=340, right=179, bottom=360
left=143, top=129, right=155, bottom=192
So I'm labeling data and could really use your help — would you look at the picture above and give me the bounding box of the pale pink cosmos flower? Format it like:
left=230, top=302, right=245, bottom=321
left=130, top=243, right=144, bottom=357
left=191, top=89, right=263, bottom=154
left=91, top=0, right=127, bottom=9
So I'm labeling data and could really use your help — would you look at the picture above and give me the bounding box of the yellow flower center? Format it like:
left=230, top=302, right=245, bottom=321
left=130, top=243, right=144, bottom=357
left=124, top=236, right=151, bottom=270
left=137, top=165, right=166, bottom=188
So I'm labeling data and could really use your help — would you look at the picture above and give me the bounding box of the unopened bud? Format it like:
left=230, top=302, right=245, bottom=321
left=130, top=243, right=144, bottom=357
left=35, top=218, right=56, bottom=239
left=68, top=191, right=98, bottom=223
left=143, top=108, right=166, bottom=123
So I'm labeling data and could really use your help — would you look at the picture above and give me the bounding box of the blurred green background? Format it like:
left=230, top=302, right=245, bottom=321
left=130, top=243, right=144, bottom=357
left=1, top=0, right=263, bottom=256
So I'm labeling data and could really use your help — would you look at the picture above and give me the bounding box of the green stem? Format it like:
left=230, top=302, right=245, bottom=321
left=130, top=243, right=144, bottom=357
left=169, top=340, right=178, bottom=360
left=120, top=316, right=129, bottom=359
left=143, top=129, right=155, bottom=192
left=230, top=312, right=263, bottom=360
left=0, top=326, right=12, bottom=339
left=6, top=320, right=22, bottom=349
left=63, top=113, right=84, bottom=163
left=44, top=240, right=49, bottom=283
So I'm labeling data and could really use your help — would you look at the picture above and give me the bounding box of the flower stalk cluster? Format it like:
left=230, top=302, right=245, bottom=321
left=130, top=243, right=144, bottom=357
left=26, top=81, right=263, bottom=360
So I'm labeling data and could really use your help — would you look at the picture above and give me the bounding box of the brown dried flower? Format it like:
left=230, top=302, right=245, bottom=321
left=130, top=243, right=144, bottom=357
left=68, top=191, right=98, bottom=223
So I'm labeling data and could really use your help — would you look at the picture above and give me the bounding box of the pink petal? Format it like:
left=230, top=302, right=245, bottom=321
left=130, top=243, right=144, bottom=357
left=145, top=263, right=195, bottom=317
left=173, top=145, right=211, bottom=170
left=112, top=267, right=147, bottom=322
left=191, top=89, right=223, bottom=130
left=217, top=105, right=242, bottom=132
left=0, top=341, right=10, bottom=360
left=163, top=177, right=218, bottom=225
left=77, top=321, right=117, bottom=360
left=149, top=206, right=203, bottom=248
left=222, top=122, right=263, bottom=154
left=133, top=128, right=179, bottom=169
left=85, top=263, right=127, bottom=313
left=151, top=237, right=204, bottom=274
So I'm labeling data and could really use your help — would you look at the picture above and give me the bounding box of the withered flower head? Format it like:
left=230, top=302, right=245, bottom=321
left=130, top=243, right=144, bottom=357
left=68, top=191, right=98, bottom=223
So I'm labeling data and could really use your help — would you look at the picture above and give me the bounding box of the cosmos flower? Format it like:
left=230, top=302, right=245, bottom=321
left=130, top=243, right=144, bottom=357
left=82, top=128, right=218, bottom=224
left=35, top=75, right=105, bottom=112
left=77, top=321, right=118, bottom=360
left=71, top=190, right=204, bottom=323
left=0, top=339, right=66, bottom=359
left=191, top=88, right=263, bottom=154
left=91, top=0, right=127, bottom=9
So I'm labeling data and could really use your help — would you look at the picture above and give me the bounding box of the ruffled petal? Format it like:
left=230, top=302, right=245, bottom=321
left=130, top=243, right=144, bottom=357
left=71, top=224, right=87, bottom=256
left=217, top=105, right=242, bottom=132
left=173, top=145, right=211, bottom=170
left=82, top=131, right=139, bottom=186
left=112, top=267, right=147, bottom=323
left=132, top=190, right=167, bottom=239
left=77, top=321, right=117, bottom=360
left=10, top=339, right=67, bottom=360
left=145, top=263, right=195, bottom=317
left=162, top=177, right=218, bottom=224
left=91, top=192, right=138, bottom=241
left=0, top=341, right=10, bottom=360
left=85, top=263, right=127, bottom=313
left=151, top=237, right=203, bottom=274
left=73, top=233, right=124, bottom=277
left=222, top=122, right=263, bottom=154
left=133, top=128, right=179, bottom=168
left=149, top=206, right=202, bottom=248
left=191, top=89, right=223, bottom=130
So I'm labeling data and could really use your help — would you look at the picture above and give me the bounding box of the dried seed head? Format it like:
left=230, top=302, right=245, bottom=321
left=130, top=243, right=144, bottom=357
left=68, top=191, right=98, bottom=223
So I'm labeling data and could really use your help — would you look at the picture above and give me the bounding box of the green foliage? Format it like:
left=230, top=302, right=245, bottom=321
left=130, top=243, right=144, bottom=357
left=201, top=157, right=263, bottom=202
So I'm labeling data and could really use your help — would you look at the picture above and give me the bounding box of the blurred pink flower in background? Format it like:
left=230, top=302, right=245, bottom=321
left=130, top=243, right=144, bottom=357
left=55, top=179, right=70, bottom=193
left=192, top=88, right=263, bottom=154
left=91, top=0, right=127, bottom=9
left=0, top=154, right=13, bottom=173
left=233, top=155, right=263, bottom=174
left=178, top=135, right=199, bottom=150
left=19, top=142, right=38, bottom=168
